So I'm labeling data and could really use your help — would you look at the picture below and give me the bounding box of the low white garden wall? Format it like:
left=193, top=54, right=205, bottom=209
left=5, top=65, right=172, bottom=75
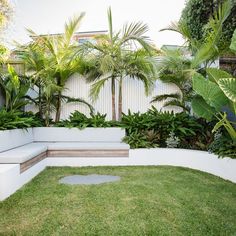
left=47, top=148, right=236, bottom=183
left=0, top=127, right=236, bottom=201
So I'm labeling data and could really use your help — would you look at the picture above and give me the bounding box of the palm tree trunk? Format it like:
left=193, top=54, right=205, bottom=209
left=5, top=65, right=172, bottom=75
left=55, top=76, right=62, bottom=122
left=111, top=77, right=116, bottom=120
left=38, top=81, right=42, bottom=119
left=118, top=78, right=123, bottom=121
left=55, top=92, right=61, bottom=122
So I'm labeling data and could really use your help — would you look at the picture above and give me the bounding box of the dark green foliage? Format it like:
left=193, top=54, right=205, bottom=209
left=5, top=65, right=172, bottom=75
left=209, top=131, right=236, bottom=158
left=123, top=131, right=159, bottom=149
left=56, top=111, right=114, bottom=129
left=181, top=0, right=236, bottom=52
left=0, top=109, right=43, bottom=130
left=120, top=107, right=214, bottom=149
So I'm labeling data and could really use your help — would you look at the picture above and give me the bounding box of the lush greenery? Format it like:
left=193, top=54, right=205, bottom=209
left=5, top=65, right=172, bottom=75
left=82, top=8, right=156, bottom=120
left=0, top=109, right=43, bottom=130
left=56, top=111, right=116, bottom=129
left=121, top=107, right=214, bottom=150
left=1, top=166, right=236, bottom=235
left=180, top=0, right=236, bottom=53
left=0, top=3, right=235, bottom=159
left=58, top=108, right=215, bottom=152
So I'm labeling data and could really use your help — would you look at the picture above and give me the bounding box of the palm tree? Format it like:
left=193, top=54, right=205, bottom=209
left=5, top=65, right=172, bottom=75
left=18, top=14, right=94, bottom=123
left=16, top=39, right=48, bottom=118
left=39, top=13, right=87, bottom=122
left=151, top=48, right=192, bottom=112
left=82, top=7, right=155, bottom=120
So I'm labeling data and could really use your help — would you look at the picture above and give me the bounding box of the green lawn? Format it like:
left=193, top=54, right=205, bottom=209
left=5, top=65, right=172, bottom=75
left=0, top=166, right=236, bottom=236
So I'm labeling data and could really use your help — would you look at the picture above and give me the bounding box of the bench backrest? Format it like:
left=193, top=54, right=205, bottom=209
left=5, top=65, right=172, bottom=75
left=0, top=129, right=34, bottom=152
left=33, top=127, right=125, bottom=142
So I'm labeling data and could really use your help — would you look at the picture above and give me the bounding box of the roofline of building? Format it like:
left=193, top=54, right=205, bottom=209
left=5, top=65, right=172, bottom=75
left=30, top=30, right=108, bottom=38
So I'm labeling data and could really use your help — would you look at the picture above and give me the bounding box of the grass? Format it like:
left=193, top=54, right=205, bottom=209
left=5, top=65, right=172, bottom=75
left=0, top=166, right=236, bottom=236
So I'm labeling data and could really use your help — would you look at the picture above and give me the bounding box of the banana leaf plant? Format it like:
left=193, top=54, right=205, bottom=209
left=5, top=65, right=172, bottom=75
left=0, top=65, right=30, bottom=111
left=192, top=69, right=236, bottom=141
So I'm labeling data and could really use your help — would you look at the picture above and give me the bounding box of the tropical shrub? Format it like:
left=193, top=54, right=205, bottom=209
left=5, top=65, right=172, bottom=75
left=208, top=130, right=236, bottom=158
left=120, top=107, right=214, bottom=149
left=0, top=65, right=31, bottom=111
left=192, top=68, right=236, bottom=141
left=56, top=111, right=115, bottom=129
left=0, top=109, right=43, bottom=130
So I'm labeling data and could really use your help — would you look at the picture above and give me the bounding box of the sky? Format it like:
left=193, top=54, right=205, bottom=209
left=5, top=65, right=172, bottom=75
left=7, top=0, right=186, bottom=48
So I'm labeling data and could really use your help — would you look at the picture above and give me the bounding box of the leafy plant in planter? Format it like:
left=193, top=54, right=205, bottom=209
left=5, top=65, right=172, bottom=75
left=208, top=130, right=236, bottom=159
left=120, top=107, right=214, bottom=149
left=56, top=111, right=113, bottom=129
left=0, top=65, right=30, bottom=111
left=0, top=109, right=43, bottom=130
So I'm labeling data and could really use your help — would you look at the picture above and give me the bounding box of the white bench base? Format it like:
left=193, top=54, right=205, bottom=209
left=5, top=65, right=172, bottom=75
left=1, top=148, right=236, bottom=201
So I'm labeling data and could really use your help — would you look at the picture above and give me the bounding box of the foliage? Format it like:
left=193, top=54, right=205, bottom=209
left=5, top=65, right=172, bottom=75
left=120, top=107, right=214, bottom=149
left=82, top=8, right=156, bottom=120
left=0, top=109, right=43, bottom=130
left=122, top=131, right=159, bottom=149
left=165, top=131, right=180, bottom=148
left=0, top=0, right=13, bottom=32
left=180, top=0, right=236, bottom=53
left=151, top=48, right=193, bottom=111
left=56, top=110, right=114, bottom=129
left=208, top=130, right=236, bottom=158
left=17, top=16, right=93, bottom=125
left=0, top=65, right=30, bottom=111
left=192, top=69, right=236, bottom=141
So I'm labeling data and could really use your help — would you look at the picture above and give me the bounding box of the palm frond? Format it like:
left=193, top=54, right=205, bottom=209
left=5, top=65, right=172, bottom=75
left=151, top=93, right=181, bottom=103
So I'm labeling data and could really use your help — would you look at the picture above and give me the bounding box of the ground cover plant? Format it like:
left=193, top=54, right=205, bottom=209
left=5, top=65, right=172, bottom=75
left=0, top=166, right=236, bottom=235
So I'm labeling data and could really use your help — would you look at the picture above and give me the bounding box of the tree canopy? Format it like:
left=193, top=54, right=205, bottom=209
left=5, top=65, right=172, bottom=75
left=180, top=0, right=236, bottom=53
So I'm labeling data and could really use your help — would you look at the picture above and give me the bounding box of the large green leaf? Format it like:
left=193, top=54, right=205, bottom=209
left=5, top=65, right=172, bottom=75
left=230, top=29, right=236, bottom=53
left=206, top=68, right=231, bottom=83
left=192, top=73, right=229, bottom=111
left=218, top=78, right=236, bottom=103
left=191, top=95, right=216, bottom=121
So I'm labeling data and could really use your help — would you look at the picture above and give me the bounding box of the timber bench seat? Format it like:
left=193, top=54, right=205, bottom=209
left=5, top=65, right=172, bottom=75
left=0, top=127, right=129, bottom=173
left=0, top=127, right=129, bottom=200
left=0, top=142, right=129, bottom=173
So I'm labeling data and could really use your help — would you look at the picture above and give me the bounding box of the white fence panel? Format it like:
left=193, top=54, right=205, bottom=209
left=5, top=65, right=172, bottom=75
left=26, top=73, right=181, bottom=120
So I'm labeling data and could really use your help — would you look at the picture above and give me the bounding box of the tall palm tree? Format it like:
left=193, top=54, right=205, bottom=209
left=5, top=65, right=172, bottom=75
left=39, top=13, right=87, bottom=122
left=82, top=7, right=155, bottom=120
left=17, top=14, right=94, bottom=123
left=16, top=39, right=48, bottom=118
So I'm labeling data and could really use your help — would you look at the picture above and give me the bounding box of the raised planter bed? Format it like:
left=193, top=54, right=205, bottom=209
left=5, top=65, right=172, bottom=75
left=0, top=128, right=236, bottom=201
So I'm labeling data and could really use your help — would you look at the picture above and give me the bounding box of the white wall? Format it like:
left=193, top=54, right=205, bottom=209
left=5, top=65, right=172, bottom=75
left=54, top=74, right=181, bottom=120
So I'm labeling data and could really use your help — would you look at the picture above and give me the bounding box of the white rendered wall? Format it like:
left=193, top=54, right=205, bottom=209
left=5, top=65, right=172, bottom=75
left=0, top=160, right=46, bottom=201
left=47, top=149, right=236, bottom=183
left=0, top=128, right=33, bottom=152
left=1, top=148, right=236, bottom=201
left=33, top=127, right=126, bottom=142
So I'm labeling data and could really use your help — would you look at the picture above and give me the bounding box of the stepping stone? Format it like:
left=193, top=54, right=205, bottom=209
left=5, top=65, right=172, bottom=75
left=59, top=174, right=120, bottom=185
